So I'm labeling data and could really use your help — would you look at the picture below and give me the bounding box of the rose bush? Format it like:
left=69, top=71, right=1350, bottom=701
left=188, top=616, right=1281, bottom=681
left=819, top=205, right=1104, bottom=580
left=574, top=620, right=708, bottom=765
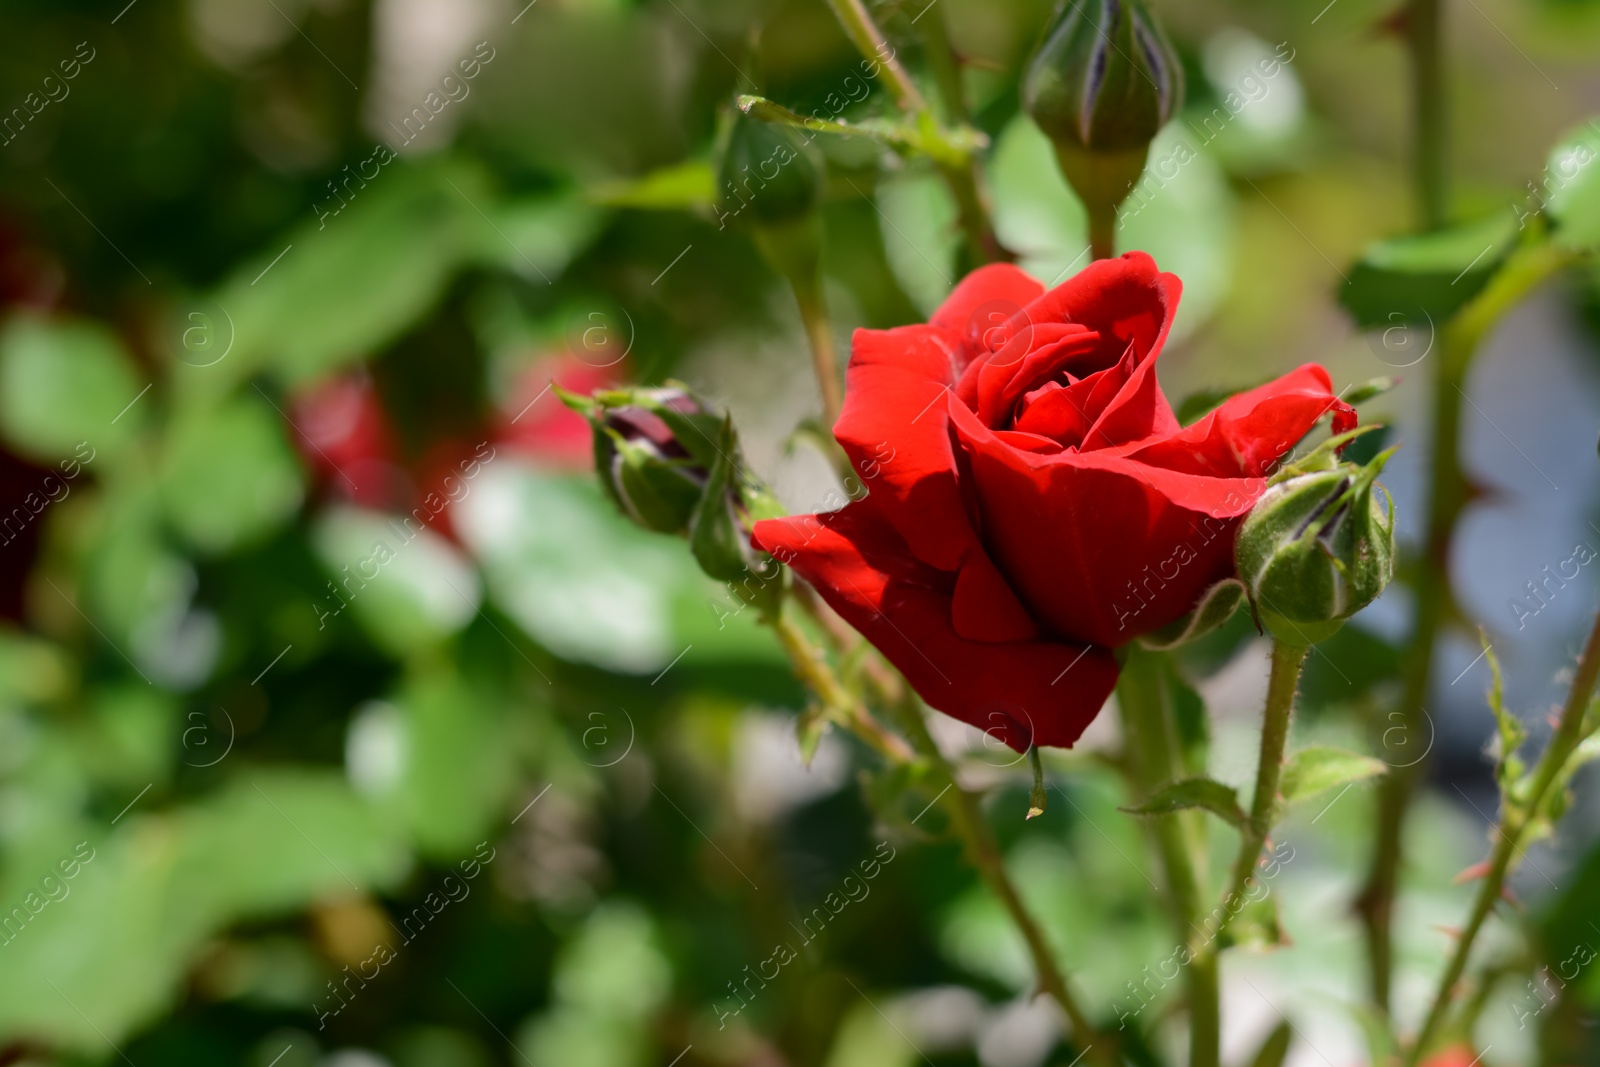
left=753, top=252, right=1355, bottom=750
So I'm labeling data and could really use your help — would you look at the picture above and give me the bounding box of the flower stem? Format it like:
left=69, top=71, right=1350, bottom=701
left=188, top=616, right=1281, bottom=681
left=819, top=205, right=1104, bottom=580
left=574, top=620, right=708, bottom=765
left=1089, top=206, right=1116, bottom=261
left=917, top=9, right=1006, bottom=268
left=1357, top=241, right=1572, bottom=1012
left=825, top=0, right=924, bottom=113
left=770, top=608, right=913, bottom=764
left=1215, top=641, right=1309, bottom=947
left=1406, top=0, right=1447, bottom=229
left=1116, top=647, right=1216, bottom=1067
left=1407, top=605, right=1600, bottom=1062
left=890, top=696, right=1120, bottom=1067
left=791, top=275, right=844, bottom=429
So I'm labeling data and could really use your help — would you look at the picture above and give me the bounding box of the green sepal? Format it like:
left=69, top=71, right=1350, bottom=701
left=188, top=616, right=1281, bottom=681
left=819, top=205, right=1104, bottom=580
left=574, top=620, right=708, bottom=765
left=1139, top=578, right=1246, bottom=651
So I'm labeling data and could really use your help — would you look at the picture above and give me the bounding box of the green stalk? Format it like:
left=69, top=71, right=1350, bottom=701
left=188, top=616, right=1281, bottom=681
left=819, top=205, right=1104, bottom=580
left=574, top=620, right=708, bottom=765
left=825, top=0, right=924, bottom=112
left=1117, top=647, right=1217, bottom=1067
left=1407, top=0, right=1448, bottom=229
left=891, top=696, right=1121, bottom=1067
left=1407, top=606, right=1600, bottom=1062
left=824, top=0, right=1004, bottom=269
left=1357, top=242, right=1572, bottom=1012
left=770, top=608, right=913, bottom=764
left=1212, top=641, right=1308, bottom=949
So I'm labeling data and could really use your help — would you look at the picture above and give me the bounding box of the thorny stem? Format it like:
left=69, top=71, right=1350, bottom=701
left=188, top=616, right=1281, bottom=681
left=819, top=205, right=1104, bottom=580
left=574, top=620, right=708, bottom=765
left=1407, top=606, right=1600, bottom=1062
left=890, top=694, right=1121, bottom=1067
left=791, top=276, right=844, bottom=429
left=1211, top=641, right=1309, bottom=951
left=826, top=0, right=924, bottom=112
left=770, top=608, right=913, bottom=764
left=1116, top=647, right=1217, bottom=1067
left=1407, top=0, right=1448, bottom=230
left=1358, top=241, right=1573, bottom=1013
left=825, top=0, right=1006, bottom=268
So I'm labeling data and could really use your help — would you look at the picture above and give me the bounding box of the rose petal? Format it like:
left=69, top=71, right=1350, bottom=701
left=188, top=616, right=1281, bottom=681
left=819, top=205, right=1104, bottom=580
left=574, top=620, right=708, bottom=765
left=1128, top=364, right=1355, bottom=478
left=953, top=549, right=1041, bottom=642
left=752, top=500, right=1118, bottom=751
left=950, top=401, right=1253, bottom=647
left=1021, top=251, right=1181, bottom=367
left=832, top=325, right=975, bottom=571
left=930, top=263, right=1047, bottom=360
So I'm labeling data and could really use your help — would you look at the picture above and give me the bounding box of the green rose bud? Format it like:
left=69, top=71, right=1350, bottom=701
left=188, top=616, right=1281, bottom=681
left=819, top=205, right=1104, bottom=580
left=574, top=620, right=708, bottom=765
left=718, top=109, right=820, bottom=230
left=560, top=382, right=788, bottom=614
left=1022, top=0, right=1183, bottom=249
left=1234, top=448, right=1397, bottom=647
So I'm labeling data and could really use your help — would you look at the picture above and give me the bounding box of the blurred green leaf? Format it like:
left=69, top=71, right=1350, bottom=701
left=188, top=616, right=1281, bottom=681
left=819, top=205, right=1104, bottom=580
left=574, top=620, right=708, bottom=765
left=588, top=160, right=716, bottom=210
left=1279, top=745, right=1385, bottom=802
left=1121, top=776, right=1245, bottom=828
left=1248, top=1020, right=1293, bottom=1067
left=159, top=393, right=304, bottom=555
left=0, top=316, right=142, bottom=465
left=0, top=770, right=408, bottom=1054
left=1544, top=117, right=1600, bottom=250
left=310, top=506, right=481, bottom=656
left=1339, top=212, right=1517, bottom=328
left=202, top=161, right=596, bottom=393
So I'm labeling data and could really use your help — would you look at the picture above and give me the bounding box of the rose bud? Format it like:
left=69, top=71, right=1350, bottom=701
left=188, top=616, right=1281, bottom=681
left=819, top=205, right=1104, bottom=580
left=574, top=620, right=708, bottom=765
left=1234, top=448, right=1397, bottom=647
left=591, top=391, right=709, bottom=536
left=563, top=383, right=786, bottom=608
left=1022, top=0, right=1183, bottom=255
left=717, top=109, right=820, bottom=231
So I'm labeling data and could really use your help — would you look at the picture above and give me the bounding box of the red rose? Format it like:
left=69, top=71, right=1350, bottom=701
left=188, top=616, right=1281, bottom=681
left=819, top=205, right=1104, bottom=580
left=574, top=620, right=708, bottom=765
left=751, top=253, right=1354, bottom=751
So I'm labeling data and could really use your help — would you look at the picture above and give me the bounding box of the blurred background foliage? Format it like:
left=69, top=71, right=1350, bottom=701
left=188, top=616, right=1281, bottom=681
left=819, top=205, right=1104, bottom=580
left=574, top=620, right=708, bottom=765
left=0, top=0, right=1598, bottom=1065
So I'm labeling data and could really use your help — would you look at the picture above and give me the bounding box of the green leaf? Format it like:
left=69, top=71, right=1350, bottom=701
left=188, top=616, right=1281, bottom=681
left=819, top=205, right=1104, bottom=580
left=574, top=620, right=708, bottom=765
left=0, top=316, right=143, bottom=465
left=588, top=160, right=716, bottom=210
left=1248, top=1021, right=1292, bottom=1067
left=1483, top=634, right=1525, bottom=781
left=0, top=771, right=409, bottom=1055
left=1339, top=211, right=1517, bottom=329
left=351, top=670, right=518, bottom=859
left=1121, top=776, right=1245, bottom=828
left=1139, top=578, right=1246, bottom=651
left=1544, top=117, right=1600, bottom=250
left=159, top=393, right=304, bottom=554
left=1279, top=745, right=1386, bottom=802
left=736, top=93, right=983, bottom=168
left=202, top=162, right=596, bottom=393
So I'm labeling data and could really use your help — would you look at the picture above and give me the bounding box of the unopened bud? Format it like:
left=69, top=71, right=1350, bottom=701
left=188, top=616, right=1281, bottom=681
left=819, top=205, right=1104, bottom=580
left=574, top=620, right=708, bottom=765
left=1023, top=0, right=1183, bottom=221
left=718, top=110, right=820, bottom=230
left=1235, top=450, right=1397, bottom=647
left=563, top=386, right=715, bottom=535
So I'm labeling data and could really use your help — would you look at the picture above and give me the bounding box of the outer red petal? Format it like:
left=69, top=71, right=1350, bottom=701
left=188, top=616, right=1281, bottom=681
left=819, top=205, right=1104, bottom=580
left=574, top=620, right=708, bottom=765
left=751, top=501, right=1118, bottom=751
left=950, top=400, right=1252, bottom=647
left=1127, top=364, right=1356, bottom=478
left=832, top=325, right=975, bottom=571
